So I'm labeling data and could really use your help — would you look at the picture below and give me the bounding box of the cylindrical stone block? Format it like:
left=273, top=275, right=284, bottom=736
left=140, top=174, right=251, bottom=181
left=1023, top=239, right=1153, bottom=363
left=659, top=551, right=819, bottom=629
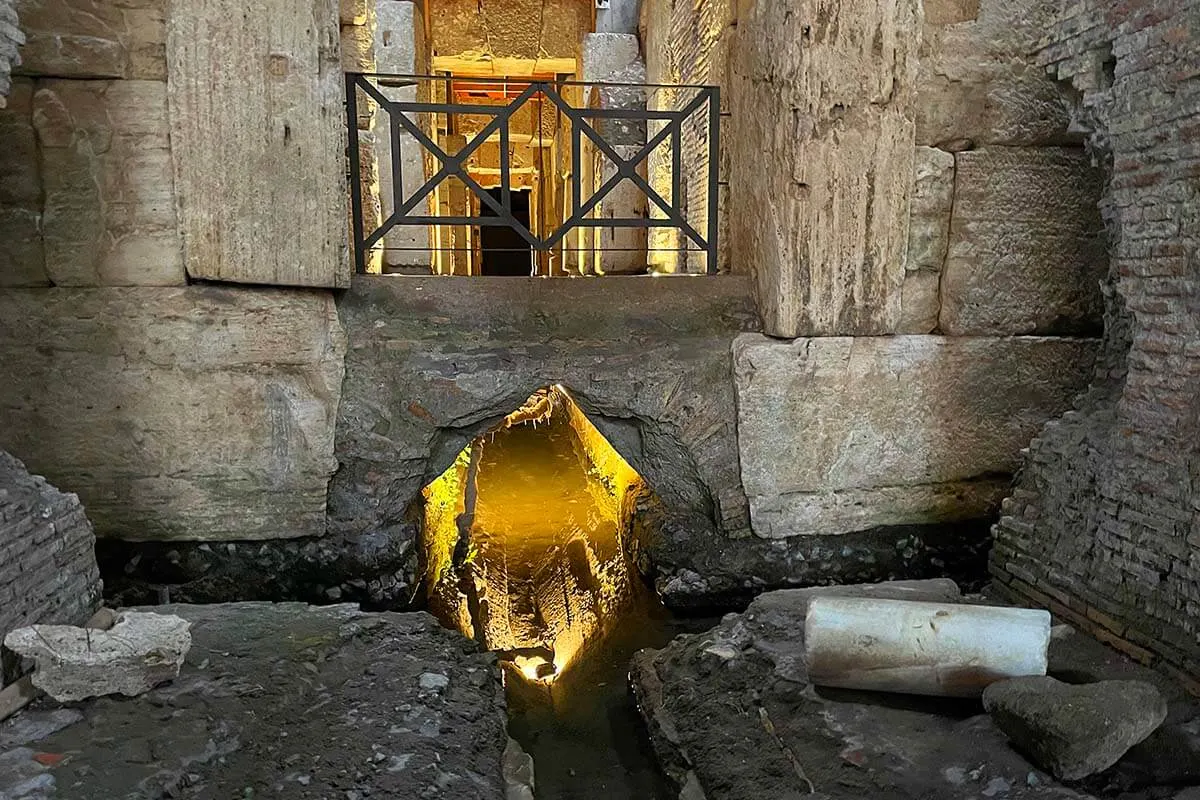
left=805, top=597, right=1051, bottom=698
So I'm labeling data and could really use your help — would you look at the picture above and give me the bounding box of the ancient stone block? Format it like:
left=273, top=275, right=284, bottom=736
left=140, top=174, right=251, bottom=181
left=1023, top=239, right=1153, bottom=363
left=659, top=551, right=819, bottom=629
left=340, top=21, right=374, bottom=73
left=906, top=146, right=955, bottom=273
left=167, top=0, right=349, bottom=288
left=983, top=677, right=1167, bottom=780
left=0, top=287, right=346, bottom=541
left=5, top=612, right=191, bottom=701
left=13, top=0, right=166, bottom=80
left=32, top=80, right=185, bottom=286
left=939, top=147, right=1107, bottom=335
left=729, top=0, right=920, bottom=336
left=373, top=0, right=428, bottom=268
left=582, top=32, right=639, bottom=82
left=0, top=207, right=45, bottom=286
left=916, top=0, right=1072, bottom=146
left=898, top=270, right=941, bottom=333
left=733, top=334, right=1100, bottom=537
left=340, top=0, right=367, bottom=25
left=0, top=80, right=47, bottom=286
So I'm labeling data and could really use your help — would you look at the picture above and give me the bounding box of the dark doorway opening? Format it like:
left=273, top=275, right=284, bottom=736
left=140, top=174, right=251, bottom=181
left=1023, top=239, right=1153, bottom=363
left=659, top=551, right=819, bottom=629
left=479, top=188, right=533, bottom=276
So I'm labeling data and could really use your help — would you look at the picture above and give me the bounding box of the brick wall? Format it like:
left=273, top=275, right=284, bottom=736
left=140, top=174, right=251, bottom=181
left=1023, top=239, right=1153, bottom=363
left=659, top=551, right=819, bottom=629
left=990, top=0, right=1200, bottom=691
left=0, top=449, right=101, bottom=685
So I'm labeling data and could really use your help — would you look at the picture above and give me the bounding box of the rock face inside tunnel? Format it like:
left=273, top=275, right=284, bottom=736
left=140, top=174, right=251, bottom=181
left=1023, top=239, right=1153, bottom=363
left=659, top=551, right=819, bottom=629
left=421, top=385, right=653, bottom=683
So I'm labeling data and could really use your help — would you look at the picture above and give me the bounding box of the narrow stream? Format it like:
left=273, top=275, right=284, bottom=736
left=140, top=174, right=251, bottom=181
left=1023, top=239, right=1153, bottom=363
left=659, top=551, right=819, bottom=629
left=503, top=580, right=718, bottom=800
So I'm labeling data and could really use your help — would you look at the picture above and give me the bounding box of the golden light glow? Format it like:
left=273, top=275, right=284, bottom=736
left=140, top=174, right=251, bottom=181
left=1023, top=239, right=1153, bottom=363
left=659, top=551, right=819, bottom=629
left=420, top=386, right=647, bottom=683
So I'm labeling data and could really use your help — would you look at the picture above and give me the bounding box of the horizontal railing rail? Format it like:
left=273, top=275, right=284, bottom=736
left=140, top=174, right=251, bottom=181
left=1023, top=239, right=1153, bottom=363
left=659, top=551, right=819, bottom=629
left=345, top=73, right=720, bottom=276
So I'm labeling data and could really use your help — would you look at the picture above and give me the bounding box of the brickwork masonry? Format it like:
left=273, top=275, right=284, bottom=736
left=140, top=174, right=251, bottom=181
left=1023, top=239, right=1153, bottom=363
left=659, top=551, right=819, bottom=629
left=0, top=449, right=102, bottom=685
left=990, top=0, right=1200, bottom=692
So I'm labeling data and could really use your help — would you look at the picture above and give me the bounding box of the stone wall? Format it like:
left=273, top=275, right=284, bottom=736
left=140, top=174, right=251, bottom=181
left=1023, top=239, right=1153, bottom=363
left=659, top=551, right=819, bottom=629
left=1, top=0, right=179, bottom=288
left=0, top=0, right=19, bottom=104
left=0, top=449, right=101, bottom=685
left=0, top=0, right=348, bottom=289
left=991, top=0, right=1200, bottom=689
left=735, top=335, right=1100, bottom=538
left=898, top=0, right=1110, bottom=338
left=0, top=287, right=346, bottom=542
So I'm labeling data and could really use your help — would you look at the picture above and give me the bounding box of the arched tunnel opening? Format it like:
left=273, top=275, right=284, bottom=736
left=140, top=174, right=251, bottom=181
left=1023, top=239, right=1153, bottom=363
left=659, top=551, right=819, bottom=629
left=418, top=385, right=708, bottom=797
left=420, top=384, right=657, bottom=684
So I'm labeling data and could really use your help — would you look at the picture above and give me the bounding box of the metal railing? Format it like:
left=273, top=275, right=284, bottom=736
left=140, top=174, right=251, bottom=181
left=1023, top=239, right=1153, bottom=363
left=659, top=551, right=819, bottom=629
left=345, top=73, right=720, bottom=276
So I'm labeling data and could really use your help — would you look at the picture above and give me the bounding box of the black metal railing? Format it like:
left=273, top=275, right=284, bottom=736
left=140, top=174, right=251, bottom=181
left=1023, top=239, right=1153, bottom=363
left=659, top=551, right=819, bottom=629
left=345, top=73, right=720, bottom=276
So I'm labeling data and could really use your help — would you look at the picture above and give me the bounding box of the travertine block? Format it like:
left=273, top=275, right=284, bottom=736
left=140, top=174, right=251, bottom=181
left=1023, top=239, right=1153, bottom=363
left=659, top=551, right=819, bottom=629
left=168, top=0, right=349, bottom=287
left=14, top=0, right=166, bottom=80
left=0, top=287, right=346, bottom=541
left=0, top=80, right=46, bottom=286
left=733, top=334, right=1099, bottom=537
left=906, top=146, right=955, bottom=273
left=33, top=80, right=185, bottom=286
left=729, top=0, right=920, bottom=336
left=939, top=147, right=1107, bottom=335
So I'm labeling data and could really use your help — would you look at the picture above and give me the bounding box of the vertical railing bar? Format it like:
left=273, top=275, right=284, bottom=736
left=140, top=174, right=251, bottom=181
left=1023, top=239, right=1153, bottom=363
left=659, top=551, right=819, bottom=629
left=346, top=73, right=366, bottom=275
left=671, top=122, right=682, bottom=212
left=572, top=112, right=582, bottom=215
left=390, top=113, right=404, bottom=220
left=500, top=116, right=511, bottom=211
left=706, top=86, right=721, bottom=275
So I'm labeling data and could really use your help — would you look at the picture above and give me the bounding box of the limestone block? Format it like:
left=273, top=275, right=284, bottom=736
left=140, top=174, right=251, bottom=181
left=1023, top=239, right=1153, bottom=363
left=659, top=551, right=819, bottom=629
left=983, top=677, right=1168, bottom=780
left=340, top=22, right=374, bottom=73
left=939, top=147, right=1107, bottom=335
left=905, top=146, right=955, bottom=273
left=340, top=0, right=368, bottom=25
left=595, top=0, right=639, bottom=34
left=13, top=0, right=166, bottom=80
left=4, top=612, right=191, bottom=701
left=32, top=80, right=185, bottom=286
left=582, top=32, right=640, bottom=82
left=0, top=207, right=45, bottom=286
left=733, top=334, right=1100, bottom=537
left=168, top=0, right=349, bottom=288
left=0, top=286, right=346, bottom=541
left=916, top=0, right=1071, bottom=146
left=898, top=270, right=941, bottom=333
left=729, top=0, right=920, bottom=336
left=0, top=80, right=47, bottom=286
left=0, top=80, right=37, bottom=205
left=595, top=144, right=648, bottom=274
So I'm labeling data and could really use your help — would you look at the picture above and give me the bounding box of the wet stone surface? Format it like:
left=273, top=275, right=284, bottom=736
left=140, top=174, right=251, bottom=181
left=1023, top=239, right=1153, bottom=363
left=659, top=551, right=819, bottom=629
left=632, top=586, right=1200, bottom=800
left=0, top=602, right=510, bottom=799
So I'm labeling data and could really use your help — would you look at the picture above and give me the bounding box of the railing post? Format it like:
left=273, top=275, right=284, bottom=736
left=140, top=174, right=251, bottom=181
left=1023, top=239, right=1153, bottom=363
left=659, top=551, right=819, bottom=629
left=346, top=73, right=367, bottom=275
left=706, top=86, right=720, bottom=275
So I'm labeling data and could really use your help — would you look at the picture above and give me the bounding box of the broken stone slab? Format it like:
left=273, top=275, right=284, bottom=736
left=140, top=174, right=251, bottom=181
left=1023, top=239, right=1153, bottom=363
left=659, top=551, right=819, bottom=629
left=806, top=597, right=1051, bottom=697
left=982, top=676, right=1168, bottom=781
left=4, top=611, right=191, bottom=702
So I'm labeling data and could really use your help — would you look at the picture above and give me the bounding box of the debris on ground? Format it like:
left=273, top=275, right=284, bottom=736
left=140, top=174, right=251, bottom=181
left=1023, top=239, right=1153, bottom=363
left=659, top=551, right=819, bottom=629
left=982, top=676, right=1167, bottom=780
left=632, top=580, right=1200, bottom=800
left=0, top=602, right=509, bottom=799
left=4, top=611, right=191, bottom=702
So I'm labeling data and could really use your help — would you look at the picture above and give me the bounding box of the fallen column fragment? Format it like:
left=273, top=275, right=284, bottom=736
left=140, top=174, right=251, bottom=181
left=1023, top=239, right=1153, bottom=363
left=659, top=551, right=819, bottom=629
left=805, top=597, right=1050, bottom=697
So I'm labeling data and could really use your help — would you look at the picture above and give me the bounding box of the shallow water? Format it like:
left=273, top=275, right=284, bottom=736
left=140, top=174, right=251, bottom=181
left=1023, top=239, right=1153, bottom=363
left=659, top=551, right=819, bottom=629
left=504, top=580, right=718, bottom=800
